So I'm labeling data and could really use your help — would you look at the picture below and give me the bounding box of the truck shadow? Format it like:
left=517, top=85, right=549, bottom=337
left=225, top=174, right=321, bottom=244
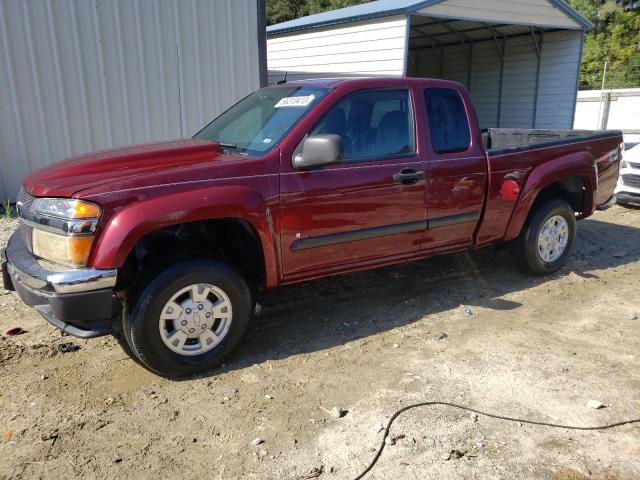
left=211, top=217, right=640, bottom=377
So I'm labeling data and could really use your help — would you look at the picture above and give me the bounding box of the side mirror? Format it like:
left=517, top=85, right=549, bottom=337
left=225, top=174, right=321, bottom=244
left=293, top=134, right=343, bottom=170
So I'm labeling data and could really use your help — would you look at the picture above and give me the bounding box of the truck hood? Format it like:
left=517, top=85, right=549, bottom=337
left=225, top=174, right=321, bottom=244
left=22, top=139, right=228, bottom=197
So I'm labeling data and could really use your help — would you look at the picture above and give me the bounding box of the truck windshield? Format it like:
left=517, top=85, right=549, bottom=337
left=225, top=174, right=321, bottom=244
left=195, top=85, right=329, bottom=156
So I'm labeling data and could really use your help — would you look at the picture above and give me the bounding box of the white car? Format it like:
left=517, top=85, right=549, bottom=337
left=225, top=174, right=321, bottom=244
left=616, top=143, right=640, bottom=206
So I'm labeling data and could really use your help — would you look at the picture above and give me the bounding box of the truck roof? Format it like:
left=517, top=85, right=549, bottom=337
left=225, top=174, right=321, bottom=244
left=276, top=77, right=464, bottom=90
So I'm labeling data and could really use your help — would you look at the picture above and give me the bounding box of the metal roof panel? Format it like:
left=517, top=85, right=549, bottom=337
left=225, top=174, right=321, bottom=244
left=267, top=0, right=591, bottom=36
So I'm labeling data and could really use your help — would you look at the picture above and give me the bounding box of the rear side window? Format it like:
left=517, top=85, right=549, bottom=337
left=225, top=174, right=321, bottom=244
left=424, top=88, right=471, bottom=154
left=309, top=89, right=415, bottom=162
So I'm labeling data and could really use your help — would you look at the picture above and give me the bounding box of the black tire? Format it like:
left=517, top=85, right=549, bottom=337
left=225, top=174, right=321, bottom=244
left=124, top=259, right=252, bottom=378
left=509, top=198, right=576, bottom=275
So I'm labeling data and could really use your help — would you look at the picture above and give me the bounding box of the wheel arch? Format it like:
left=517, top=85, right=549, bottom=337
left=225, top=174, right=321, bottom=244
left=89, top=185, right=279, bottom=289
left=504, top=151, right=597, bottom=241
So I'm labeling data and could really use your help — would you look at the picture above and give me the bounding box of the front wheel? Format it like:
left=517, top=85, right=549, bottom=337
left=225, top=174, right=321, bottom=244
left=125, top=259, right=252, bottom=378
left=509, top=198, right=576, bottom=275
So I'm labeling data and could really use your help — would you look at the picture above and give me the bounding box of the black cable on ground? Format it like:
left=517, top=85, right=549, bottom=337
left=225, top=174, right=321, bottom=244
left=353, top=401, right=640, bottom=480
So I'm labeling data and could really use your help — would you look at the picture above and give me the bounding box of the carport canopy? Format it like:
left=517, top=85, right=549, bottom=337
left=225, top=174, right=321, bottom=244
left=267, top=0, right=592, bottom=129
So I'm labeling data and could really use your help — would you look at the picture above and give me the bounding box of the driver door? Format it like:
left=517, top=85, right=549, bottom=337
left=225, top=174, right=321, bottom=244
left=279, top=88, right=429, bottom=279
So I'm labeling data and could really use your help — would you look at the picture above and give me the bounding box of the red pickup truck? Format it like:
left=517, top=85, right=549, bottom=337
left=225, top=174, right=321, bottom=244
left=1, top=78, right=621, bottom=377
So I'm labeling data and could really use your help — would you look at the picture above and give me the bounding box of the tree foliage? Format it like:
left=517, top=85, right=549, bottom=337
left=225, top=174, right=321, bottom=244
left=567, top=1, right=640, bottom=89
left=266, top=0, right=640, bottom=89
left=266, top=0, right=370, bottom=26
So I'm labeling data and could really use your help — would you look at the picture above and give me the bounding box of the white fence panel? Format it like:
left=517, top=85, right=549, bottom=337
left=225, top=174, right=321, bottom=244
left=574, top=89, right=640, bottom=144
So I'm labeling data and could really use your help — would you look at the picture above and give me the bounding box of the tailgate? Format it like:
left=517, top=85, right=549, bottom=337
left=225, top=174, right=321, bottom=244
left=595, top=138, right=623, bottom=206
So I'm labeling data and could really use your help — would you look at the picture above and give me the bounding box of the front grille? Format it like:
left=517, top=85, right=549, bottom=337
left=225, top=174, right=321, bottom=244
left=621, top=174, right=640, bottom=189
left=19, top=222, right=33, bottom=253
left=16, top=187, right=36, bottom=213
left=16, top=187, right=34, bottom=253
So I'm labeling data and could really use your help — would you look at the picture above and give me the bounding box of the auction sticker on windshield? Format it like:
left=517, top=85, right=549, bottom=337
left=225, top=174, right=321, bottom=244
left=274, top=95, right=315, bottom=108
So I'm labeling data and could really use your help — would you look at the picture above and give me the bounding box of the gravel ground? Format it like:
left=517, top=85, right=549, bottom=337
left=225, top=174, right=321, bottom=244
left=0, top=206, right=639, bottom=480
left=0, top=217, right=17, bottom=252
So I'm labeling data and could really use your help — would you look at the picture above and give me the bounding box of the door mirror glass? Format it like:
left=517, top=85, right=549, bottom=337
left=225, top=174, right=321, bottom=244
left=293, top=134, right=343, bottom=170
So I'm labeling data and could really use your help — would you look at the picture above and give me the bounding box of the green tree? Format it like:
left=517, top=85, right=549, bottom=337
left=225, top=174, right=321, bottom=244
left=306, top=0, right=371, bottom=15
left=266, top=0, right=370, bottom=25
left=567, top=0, right=639, bottom=89
left=266, top=0, right=309, bottom=25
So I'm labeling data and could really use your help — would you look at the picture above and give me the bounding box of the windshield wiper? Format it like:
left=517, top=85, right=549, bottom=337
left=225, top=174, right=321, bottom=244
left=209, top=139, right=248, bottom=155
left=214, top=141, right=237, bottom=148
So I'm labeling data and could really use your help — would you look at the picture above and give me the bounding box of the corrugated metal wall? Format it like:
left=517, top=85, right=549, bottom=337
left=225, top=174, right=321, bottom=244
left=535, top=30, right=582, bottom=128
left=411, top=30, right=582, bottom=129
left=468, top=41, right=501, bottom=127
left=0, top=0, right=263, bottom=200
left=267, top=16, right=407, bottom=84
left=499, top=35, right=539, bottom=128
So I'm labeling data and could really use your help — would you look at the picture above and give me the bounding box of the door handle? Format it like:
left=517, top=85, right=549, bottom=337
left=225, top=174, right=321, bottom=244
left=393, top=169, right=425, bottom=185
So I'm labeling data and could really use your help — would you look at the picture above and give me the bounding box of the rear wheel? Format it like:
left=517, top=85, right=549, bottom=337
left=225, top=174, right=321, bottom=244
left=510, top=198, right=576, bottom=275
left=124, top=259, right=252, bottom=378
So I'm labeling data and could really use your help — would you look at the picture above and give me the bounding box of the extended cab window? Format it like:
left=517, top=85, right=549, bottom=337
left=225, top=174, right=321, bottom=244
left=309, top=89, right=415, bottom=162
left=195, top=85, right=329, bottom=156
left=424, top=88, right=471, bottom=154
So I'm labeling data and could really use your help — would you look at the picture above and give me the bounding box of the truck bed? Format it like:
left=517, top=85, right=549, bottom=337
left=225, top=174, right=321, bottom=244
left=482, top=128, right=620, bottom=154
left=482, top=127, right=622, bottom=211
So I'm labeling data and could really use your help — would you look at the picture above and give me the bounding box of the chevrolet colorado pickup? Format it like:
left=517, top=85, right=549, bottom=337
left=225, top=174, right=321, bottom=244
left=1, top=78, right=622, bottom=377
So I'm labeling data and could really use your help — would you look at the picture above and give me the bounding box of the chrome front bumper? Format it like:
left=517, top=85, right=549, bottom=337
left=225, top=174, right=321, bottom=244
left=6, top=255, right=117, bottom=295
left=2, top=232, right=119, bottom=338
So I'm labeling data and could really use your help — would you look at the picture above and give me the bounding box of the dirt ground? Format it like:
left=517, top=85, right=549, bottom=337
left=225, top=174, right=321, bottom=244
left=1, top=206, right=639, bottom=480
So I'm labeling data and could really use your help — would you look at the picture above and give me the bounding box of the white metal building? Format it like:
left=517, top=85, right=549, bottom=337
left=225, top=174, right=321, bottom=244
left=267, top=0, right=591, bottom=131
left=0, top=0, right=267, bottom=200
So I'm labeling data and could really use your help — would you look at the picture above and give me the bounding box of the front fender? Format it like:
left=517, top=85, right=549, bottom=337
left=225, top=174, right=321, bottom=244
left=89, top=185, right=279, bottom=287
left=503, top=151, right=596, bottom=241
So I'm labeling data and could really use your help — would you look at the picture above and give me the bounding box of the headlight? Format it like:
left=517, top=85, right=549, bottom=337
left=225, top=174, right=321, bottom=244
left=34, top=198, right=101, bottom=219
left=27, top=198, right=102, bottom=267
